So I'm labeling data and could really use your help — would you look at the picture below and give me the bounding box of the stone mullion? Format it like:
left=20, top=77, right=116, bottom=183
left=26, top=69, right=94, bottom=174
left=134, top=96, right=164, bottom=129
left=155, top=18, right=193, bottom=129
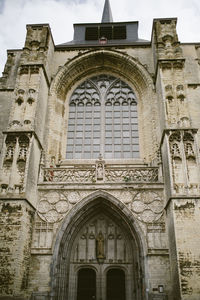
left=9, top=136, right=19, bottom=191
left=165, top=133, right=175, bottom=196
left=180, top=130, right=190, bottom=194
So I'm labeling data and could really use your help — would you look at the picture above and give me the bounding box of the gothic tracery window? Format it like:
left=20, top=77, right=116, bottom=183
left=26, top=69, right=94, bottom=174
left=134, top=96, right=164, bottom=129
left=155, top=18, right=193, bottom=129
left=66, top=74, right=139, bottom=159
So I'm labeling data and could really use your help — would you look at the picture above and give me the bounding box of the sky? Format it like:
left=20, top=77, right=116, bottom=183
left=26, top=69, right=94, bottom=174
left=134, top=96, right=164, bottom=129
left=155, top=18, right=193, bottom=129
left=0, top=0, right=200, bottom=74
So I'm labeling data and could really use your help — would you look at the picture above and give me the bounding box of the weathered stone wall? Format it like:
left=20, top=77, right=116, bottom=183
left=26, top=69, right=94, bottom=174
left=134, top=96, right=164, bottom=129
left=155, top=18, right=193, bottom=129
left=0, top=200, right=34, bottom=298
left=173, top=198, right=200, bottom=299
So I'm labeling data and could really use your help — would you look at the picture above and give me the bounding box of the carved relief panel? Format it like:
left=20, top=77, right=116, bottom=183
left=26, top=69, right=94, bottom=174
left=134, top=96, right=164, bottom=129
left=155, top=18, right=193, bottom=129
left=164, top=85, right=190, bottom=127
left=168, top=130, right=199, bottom=194
left=0, top=133, right=31, bottom=194
left=9, top=67, right=39, bottom=130
left=154, top=19, right=182, bottom=59
left=71, top=214, right=131, bottom=264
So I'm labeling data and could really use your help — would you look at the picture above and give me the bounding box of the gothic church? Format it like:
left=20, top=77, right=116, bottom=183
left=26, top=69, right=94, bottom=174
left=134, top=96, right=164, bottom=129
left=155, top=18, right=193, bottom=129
left=0, top=1, right=200, bottom=299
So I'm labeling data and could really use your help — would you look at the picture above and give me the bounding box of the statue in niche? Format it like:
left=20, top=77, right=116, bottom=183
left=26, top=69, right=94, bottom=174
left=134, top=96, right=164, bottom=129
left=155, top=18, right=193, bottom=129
left=96, top=231, right=105, bottom=259
left=96, top=163, right=104, bottom=180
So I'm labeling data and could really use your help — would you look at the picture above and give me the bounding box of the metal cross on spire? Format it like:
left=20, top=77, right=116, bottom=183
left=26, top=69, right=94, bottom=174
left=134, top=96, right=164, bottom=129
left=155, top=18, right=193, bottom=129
left=101, top=0, right=113, bottom=23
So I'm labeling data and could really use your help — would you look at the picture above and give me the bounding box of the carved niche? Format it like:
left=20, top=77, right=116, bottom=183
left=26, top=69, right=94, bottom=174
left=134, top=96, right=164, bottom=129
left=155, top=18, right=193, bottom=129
left=165, top=85, right=190, bottom=127
left=155, top=20, right=182, bottom=59
left=71, top=214, right=131, bottom=264
left=4, top=135, right=17, bottom=166
left=183, top=131, right=199, bottom=191
left=169, top=131, right=185, bottom=188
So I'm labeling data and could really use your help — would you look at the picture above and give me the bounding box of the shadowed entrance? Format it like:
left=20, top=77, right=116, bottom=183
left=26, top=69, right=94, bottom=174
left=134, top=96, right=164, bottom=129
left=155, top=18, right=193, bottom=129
left=51, top=192, right=146, bottom=300
left=107, top=269, right=125, bottom=300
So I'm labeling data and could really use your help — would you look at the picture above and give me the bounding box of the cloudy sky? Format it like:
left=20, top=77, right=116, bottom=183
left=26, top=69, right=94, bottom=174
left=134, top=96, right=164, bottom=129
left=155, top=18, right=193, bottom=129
left=0, top=0, right=200, bottom=73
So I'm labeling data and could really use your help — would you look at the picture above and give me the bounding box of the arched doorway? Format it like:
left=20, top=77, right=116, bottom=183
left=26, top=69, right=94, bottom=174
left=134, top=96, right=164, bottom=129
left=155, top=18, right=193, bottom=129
left=51, top=193, right=146, bottom=300
left=107, top=269, right=126, bottom=300
left=77, top=268, right=96, bottom=300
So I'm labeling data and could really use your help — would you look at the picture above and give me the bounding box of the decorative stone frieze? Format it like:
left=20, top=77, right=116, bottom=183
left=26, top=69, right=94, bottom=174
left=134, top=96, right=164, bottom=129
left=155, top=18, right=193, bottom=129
left=37, top=191, right=69, bottom=223
left=42, top=165, right=159, bottom=184
left=131, top=191, right=163, bottom=223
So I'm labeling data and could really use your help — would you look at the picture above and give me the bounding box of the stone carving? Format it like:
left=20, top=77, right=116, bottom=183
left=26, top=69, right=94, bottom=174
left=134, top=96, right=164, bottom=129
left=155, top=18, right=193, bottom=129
left=96, top=231, right=105, bottom=259
left=131, top=191, right=163, bottom=223
left=4, top=136, right=16, bottom=163
left=67, top=191, right=80, bottom=204
left=17, top=135, right=30, bottom=162
left=165, top=85, right=190, bottom=126
left=44, top=168, right=96, bottom=183
left=37, top=191, right=69, bottom=223
left=155, top=19, right=182, bottom=59
left=105, top=168, right=158, bottom=183
left=43, top=166, right=159, bottom=183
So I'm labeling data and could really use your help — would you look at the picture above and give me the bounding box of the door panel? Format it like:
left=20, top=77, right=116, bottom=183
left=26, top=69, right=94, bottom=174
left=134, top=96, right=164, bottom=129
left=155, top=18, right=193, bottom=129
left=106, top=269, right=125, bottom=300
left=77, top=268, right=96, bottom=300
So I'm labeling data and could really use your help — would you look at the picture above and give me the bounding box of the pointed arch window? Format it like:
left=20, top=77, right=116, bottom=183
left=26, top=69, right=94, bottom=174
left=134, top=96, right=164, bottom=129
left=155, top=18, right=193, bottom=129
left=66, top=74, right=139, bottom=159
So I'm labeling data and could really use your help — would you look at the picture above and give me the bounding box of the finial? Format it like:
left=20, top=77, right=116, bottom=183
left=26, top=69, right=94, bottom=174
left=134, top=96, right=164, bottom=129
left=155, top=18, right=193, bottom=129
left=101, top=0, right=113, bottom=23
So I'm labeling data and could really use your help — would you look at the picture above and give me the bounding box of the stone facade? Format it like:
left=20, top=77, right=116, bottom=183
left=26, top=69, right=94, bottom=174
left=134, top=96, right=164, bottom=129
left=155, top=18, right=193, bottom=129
left=0, top=13, right=200, bottom=300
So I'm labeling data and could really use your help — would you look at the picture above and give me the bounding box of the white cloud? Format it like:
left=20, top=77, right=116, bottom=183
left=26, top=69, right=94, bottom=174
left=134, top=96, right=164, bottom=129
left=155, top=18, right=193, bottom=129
left=0, top=0, right=200, bottom=74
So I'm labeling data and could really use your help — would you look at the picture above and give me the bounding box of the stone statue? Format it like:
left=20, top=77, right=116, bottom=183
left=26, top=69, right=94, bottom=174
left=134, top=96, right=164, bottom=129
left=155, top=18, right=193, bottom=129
left=96, top=231, right=104, bottom=259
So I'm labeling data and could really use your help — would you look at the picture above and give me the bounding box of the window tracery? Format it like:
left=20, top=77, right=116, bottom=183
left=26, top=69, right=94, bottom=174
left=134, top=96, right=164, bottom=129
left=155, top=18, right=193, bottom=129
left=66, top=75, right=139, bottom=159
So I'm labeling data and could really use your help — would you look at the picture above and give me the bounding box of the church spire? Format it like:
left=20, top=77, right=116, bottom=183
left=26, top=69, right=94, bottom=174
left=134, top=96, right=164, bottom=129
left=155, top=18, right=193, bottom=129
left=101, top=0, right=113, bottom=23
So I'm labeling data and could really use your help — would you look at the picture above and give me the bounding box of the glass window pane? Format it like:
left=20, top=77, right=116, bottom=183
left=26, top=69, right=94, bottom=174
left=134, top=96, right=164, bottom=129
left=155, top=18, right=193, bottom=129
left=106, top=111, right=112, bottom=117
left=76, top=132, right=82, bottom=138
left=123, top=111, right=129, bottom=117
left=106, top=131, right=112, bottom=137
left=105, top=152, right=112, bottom=159
left=74, top=152, right=82, bottom=159
left=114, top=131, right=121, bottom=138
left=123, top=138, right=130, bottom=144
left=76, top=125, right=83, bottom=131
left=132, top=124, right=138, bottom=130
left=133, top=151, right=140, bottom=158
left=105, top=118, right=112, bottom=124
left=133, top=145, right=140, bottom=151
left=105, top=145, right=112, bottom=151
left=93, top=145, right=100, bottom=151
left=106, top=138, right=112, bottom=145
left=132, top=131, right=139, bottom=138
left=123, top=118, right=129, bottom=124
left=68, top=119, right=75, bottom=125
left=114, top=124, right=121, bottom=130
left=93, top=131, right=100, bottom=137
left=66, top=146, right=73, bottom=152
left=123, top=131, right=130, bottom=137
left=124, top=152, right=131, bottom=158
left=85, top=145, right=91, bottom=151
left=114, top=152, right=121, bottom=158
left=84, top=152, right=91, bottom=159
left=123, top=125, right=130, bottom=130
left=106, top=125, right=112, bottom=130
left=67, top=132, right=74, bottom=138
left=94, top=118, right=100, bottom=124
left=66, top=152, right=73, bottom=159
left=67, top=139, right=74, bottom=145
left=114, top=145, right=121, bottom=151
left=77, top=112, right=83, bottom=118
left=93, top=124, right=100, bottom=130
left=84, top=139, right=91, bottom=145
left=75, top=145, right=82, bottom=152
left=93, top=138, right=100, bottom=144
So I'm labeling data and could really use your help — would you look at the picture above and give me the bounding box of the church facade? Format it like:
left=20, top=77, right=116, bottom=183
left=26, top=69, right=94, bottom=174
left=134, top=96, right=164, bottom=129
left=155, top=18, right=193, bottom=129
left=0, top=1, right=200, bottom=299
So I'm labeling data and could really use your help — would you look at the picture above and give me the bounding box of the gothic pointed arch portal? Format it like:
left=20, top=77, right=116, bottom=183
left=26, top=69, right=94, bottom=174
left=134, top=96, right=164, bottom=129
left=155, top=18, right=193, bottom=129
left=51, top=192, right=146, bottom=300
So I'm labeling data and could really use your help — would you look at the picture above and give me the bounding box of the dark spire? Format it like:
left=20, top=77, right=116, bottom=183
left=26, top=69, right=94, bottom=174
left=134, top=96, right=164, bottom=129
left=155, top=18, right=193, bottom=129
left=101, top=0, right=113, bottom=23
